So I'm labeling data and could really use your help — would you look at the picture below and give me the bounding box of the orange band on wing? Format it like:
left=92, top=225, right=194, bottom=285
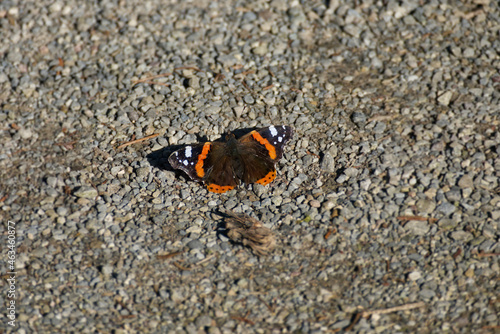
left=207, top=184, right=235, bottom=193
left=255, top=170, right=276, bottom=186
left=250, top=131, right=277, bottom=159
left=195, top=143, right=211, bottom=178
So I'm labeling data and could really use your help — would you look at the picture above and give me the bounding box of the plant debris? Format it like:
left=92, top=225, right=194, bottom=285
left=223, top=210, right=276, bottom=256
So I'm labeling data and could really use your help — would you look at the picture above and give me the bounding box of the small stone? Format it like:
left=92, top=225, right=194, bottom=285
left=344, top=24, right=361, bottom=38
left=491, top=211, right=500, bottom=221
left=171, top=289, right=184, bottom=302
left=252, top=43, right=268, bottom=56
left=73, top=186, right=98, bottom=199
left=320, top=153, right=335, bottom=172
left=405, top=221, right=430, bottom=236
left=464, top=267, right=475, bottom=278
left=110, top=166, right=124, bottom=176
left=463, top=48, right=475, bottom=58
left=236, top=278, right=249, bottom=289
left=195, top=315, right=213, bottom=328
left=420, top=289, right=435, bottom=299
left=0, top=73, right=8, bottom=83
left=187, top=239, right=204, bottom=249
left=445, top=188, right=461, bottom=202
left=46, top=176, right=58, bottom=188
left=437, top=202, right=456, bottom=215
left=408, top=271, right=422, bottom=281
left=438, top=218, right=458, bottom=230
left=205, top=105, right=221, bottom=114
left=19, top=128, right=33, bottom=139
left=101, top=265, right=113, bottom=276
left=233, top=106, right=246, bottom=118
left=351, top=111, right=366, bottom=125
left=450, top=231, right=473, bottom=242
left=135, top=167, right=150, bottom=178
left=416, top=199, right=436, bottom=214
left=189, top=76, right=200, bottom=89
left=322, top=200, right=336, bottom=211
left=437, top=91, right=453, bottom=106
left=56, top=207, right=68, bottom=216
left=373, top=122, right=387, bottom=134
left=458, top=175, right=473, bottom=188
left=49, top=2, right=63, bottom=13
left=360, top=179, right=371, bottom=191
left=333, top=319, right=352, bottom=329
left=243, top=94, right=255, bottom=104
left=336, top=174, right=348, bottom=183
left=309, top=200, right=320, bottom=208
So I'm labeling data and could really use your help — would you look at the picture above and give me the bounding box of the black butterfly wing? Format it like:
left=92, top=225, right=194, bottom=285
left=169, top=142, right=238, bottom=193
left=237, top=126, right=294, bottom=185
left=168, top=143, right=209, bottom=182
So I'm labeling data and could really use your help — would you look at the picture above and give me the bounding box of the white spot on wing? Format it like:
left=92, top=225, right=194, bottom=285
left=185, top=146, right=192, bottom=158
left=278, top=137, right=283, bottom=142
left=269, top=126, right=278, bottom=137
left=183, top=160, right=189, bottom=166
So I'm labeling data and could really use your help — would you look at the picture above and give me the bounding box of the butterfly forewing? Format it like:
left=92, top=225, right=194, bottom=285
left=237, top=125, right=294, bottom=184
left=239, top=125, right=294, bottom=161
left=168, top=144, right=208, bottom=182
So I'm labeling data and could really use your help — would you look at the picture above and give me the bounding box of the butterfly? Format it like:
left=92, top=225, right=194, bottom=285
left=168, top=125, right=294, bottom=193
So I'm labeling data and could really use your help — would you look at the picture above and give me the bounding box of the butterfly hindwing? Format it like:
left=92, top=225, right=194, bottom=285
left=202, top=143, right=239, bottom=193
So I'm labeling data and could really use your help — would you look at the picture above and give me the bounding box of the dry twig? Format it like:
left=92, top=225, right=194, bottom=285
left=361, top=302, right=425, bottom=316
left=230, top=315, right=255, bottom=325
left=132, top=72, right=172, bottom=87
left=156, top=251, right=184, bottom=260
left=116, top=133, right=159, bottom=149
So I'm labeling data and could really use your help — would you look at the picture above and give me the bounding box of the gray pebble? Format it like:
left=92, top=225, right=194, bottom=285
left=437, top=202, right=456, bottom=215
left=186, top=239, right=204, bottom=250
left=320, top=153, right=336, bottom=172
left=73, top=186, right=98, bottom=199
left=458, top=175, right=473, bottom=188
left=405, top=221, right=430, bottom=236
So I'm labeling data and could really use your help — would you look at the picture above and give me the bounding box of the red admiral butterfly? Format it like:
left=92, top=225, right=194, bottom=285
left=168, top=126, right=294, bottom=193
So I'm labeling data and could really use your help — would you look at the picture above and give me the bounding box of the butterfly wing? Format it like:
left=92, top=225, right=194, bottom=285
left=169, top=142, right=238, bottom=193
left=168, top=144, right=209, bottom=182
left=202, top=143, right=239, bottom=193
left=237, top=125, right=294, bottom=185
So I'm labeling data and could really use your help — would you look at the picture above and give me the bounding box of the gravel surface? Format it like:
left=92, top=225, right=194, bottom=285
left=1, top=0, right=499, bottom=333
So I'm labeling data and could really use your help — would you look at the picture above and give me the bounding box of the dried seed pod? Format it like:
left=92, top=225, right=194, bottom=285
left=223, top=211, right=276, bottom=256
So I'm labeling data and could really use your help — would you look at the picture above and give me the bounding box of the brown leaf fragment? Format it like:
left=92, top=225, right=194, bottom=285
left=214, top=73, right=225, bottom=82
left=224, top=210, right=276, bottom=256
